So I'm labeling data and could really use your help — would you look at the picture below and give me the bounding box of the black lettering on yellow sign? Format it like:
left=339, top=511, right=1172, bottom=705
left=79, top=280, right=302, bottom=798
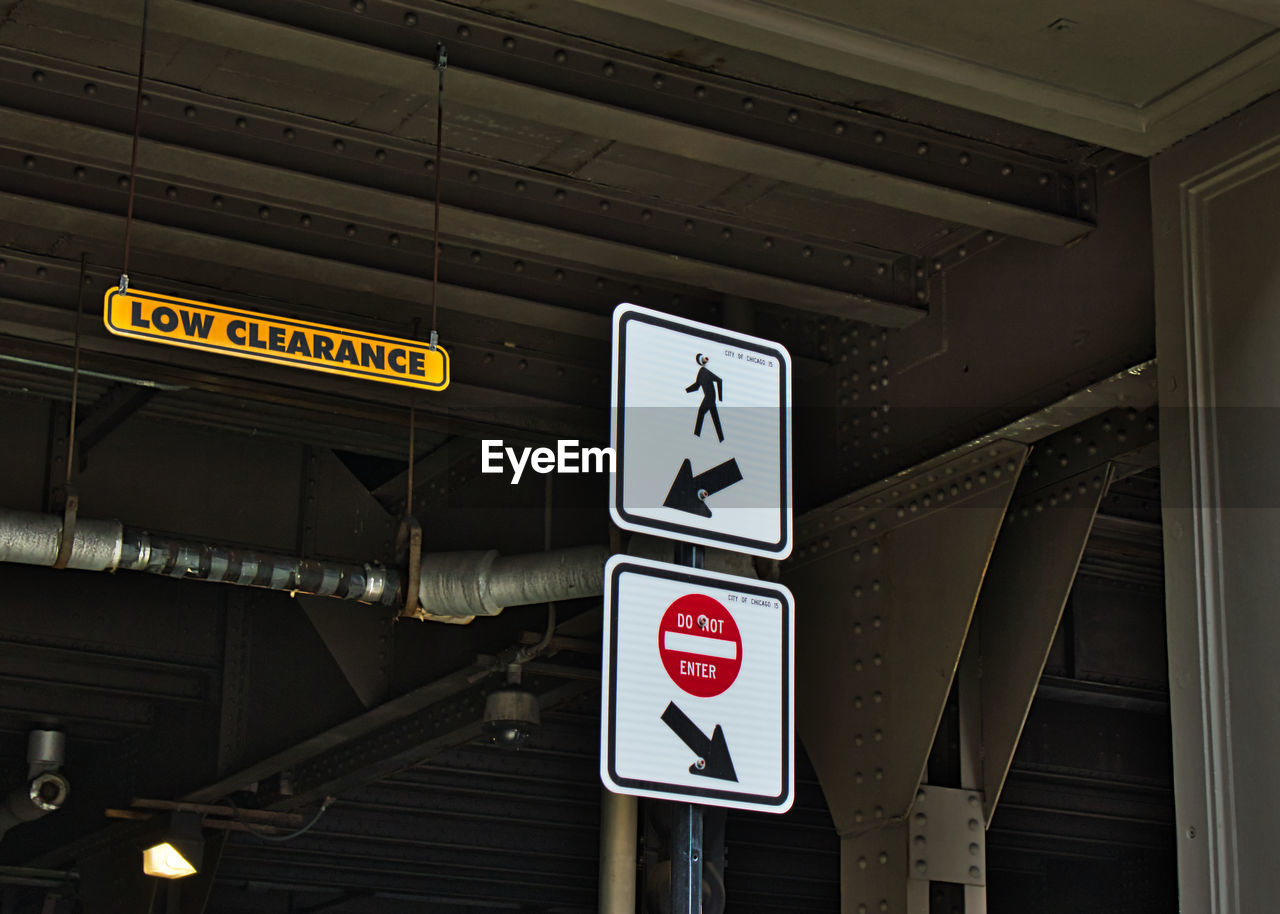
left=104, top=287, right=449, bottom=391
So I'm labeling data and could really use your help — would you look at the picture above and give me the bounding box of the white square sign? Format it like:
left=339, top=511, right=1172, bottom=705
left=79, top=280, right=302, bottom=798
left=610, top=303, right=793, bottom=558
left=600, top=555, right=794, bottom=812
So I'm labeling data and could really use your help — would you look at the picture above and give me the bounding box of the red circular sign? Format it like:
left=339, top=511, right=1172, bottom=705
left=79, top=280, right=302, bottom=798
left=658, top=593, right=742, bottom=697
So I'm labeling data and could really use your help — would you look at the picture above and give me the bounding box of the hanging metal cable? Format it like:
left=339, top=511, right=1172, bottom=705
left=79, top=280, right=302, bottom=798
left=118, top=0, right=151, bottom=293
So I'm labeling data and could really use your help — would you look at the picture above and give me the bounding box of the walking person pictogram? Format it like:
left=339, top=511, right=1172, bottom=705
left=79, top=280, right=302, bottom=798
left=686, top=353, right=724, bottom=442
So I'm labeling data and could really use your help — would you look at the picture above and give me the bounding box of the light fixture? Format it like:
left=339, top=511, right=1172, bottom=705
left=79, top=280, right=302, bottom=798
left=482, top=663, right=540, bottom=749
left=142, top=812, right=204, bottom=879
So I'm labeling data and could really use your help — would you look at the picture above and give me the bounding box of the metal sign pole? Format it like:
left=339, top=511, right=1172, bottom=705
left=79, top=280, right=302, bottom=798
left=672, top=541, right=704, bottom=914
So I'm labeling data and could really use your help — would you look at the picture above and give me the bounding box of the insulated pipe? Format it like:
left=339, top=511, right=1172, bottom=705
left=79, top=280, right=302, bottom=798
left=417, top=545, right=610, bottom=618
left=0, top=507, right=611, bottom=619
left=0, top=508, right=399, bottom=606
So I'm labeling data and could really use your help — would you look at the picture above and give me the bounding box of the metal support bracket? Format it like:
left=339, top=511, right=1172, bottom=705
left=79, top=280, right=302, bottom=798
left=50, top=486, right=77, bottom=570
left=398, top=515, right=423, bottom=620
left=908, top=785, right=986, bottom=887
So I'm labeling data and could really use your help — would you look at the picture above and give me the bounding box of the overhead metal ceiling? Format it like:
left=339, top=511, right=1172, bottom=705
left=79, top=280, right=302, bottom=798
left=0, top=0, right=1192, bottom=910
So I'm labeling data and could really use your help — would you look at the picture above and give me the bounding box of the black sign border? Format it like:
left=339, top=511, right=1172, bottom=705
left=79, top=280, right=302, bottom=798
left=612, top=306, right=791, bottom=555
left=604, top=558, right=793, bottom=809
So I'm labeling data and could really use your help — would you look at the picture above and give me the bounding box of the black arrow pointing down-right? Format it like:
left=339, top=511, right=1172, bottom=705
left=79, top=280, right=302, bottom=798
left=661, top=702, right=738, bottom=781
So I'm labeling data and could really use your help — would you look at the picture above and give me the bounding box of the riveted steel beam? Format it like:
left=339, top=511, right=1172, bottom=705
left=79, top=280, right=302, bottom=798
left=201, top=0, right=1091, bottom=240
left=0, top=99, right=923, bottom=325
left=0, top=48, right=925, bottom=315
left=975, top=463, right=1113, bottom=825
left=784, top=439, right=1028, bottom=837
left=40, top=0, right=1092, bottom=245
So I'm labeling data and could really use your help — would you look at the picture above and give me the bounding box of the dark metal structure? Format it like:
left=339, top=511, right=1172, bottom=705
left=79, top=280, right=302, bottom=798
left=0, top=0, right=1274, bottom=911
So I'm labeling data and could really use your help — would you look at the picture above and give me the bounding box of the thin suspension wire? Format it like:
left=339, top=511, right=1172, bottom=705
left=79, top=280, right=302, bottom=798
left=429, top=43, right=446, bottom=348
left=119, top=0, right=151, bottom=291
left=407, top=44, right=447, bottom=515
left=64, top=254, right=88, bottom=486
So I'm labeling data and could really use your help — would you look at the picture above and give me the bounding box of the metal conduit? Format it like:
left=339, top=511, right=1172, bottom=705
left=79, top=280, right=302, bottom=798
left=0, top=507, right=610, bottom=619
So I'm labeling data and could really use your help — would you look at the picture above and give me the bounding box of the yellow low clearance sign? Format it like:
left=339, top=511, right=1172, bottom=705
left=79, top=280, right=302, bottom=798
left=104, top=287, right=448, bottom=391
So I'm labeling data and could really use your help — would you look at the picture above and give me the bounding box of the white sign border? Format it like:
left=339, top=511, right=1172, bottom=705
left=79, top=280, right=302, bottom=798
left=600, top=554, right=795, bottom=813
left=609, top=302, right=793, bottom=559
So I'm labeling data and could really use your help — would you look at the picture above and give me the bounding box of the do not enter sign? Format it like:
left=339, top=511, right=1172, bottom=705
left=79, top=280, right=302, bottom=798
left=658, top=593, right=742, bottom=697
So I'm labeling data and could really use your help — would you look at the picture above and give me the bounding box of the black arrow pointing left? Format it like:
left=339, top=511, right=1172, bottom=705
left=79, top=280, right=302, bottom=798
left=661, top=702, right=737, bottom=781
left=662, top=457, right=743, bottom=518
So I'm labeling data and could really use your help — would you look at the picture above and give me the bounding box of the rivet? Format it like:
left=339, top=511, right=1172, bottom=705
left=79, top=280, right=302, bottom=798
left=595, top=277, right=605, bottom=289
left=932, top=259, right=943, bottom=271
left=916, top=142, right=929, bottom=155
left=602, top=62, right=615, bottom=76
left=22, top=155, right=35, bottom=169
left=742, top=97, right=755, bottom=111
left=299, top=213, right=311, bottom=226
left=184, top=105, right=197, bottom=118
left=333, top=139, right=345, bottom=152
left=915, top=860, right=927, bottom=875
left=787, top=109, right=799, bottom=123
left=958, top=247, right=968, bottom=257
left=470, top=251, right=482, bottom=263
left=853, top=695, right=862, bottom=708
left=879, top=903, right=888, bottom=913
left=599, top=200, right=610, bottom=212
left=31, top=70, right=44, bottom=83
left=969, top=866, right=981, bottom=879
left=236, top=117, right=248, bottom=129
left=73, top=166, right=86, bottom=180
left=35, top=267, right=46, bottom=277
left=915, top=290, right=927, bottom=301
left=165, top=185, right=177, bottom=199
left=694, top=85, right=706, bottom=98
left=1079, top=178, right=1090, bottom=190
left=344, top=223, right=357, bottom=236
left=1001, top=164, right=1012, bottom=177
left=722, top=227, right=732, bottom=239
left=878, top=852, right=888, bottom=864
left=876, top=263, right=887, bottom=275
left=502, top=36, right=516, bottom=49
left=388, top=233, right=400, bottom=246
left=518, top=359, right=528, bottom=370
left=853, top=586, right=863, bottom=598
left=958, top=152, right=970, bottom=165
left=116, top=175, right=130, bottom=189
left=914, top=835, right=926, bottom=847
left=83, top=82, right=97, bottom=96
left=915, top=812, right=926, bottom=825
left=468, top=170, right=480, bottom=182
left=985, top=232, right=996, bottom=242
left=640, top=209, right=652, bottom=221
left=553, top=49, right=567, bottom=63
left=374, top=148, right=387, bottom=161
left=283, top=128, right=296, bottom=140
left=553, top=189, right=566, bottom=201
left=350, top=0, right=365, bottom=10
left=554, top=269, right=564, bottom=281
left=211, top=194, right=224, bottom=208
left=762, top=237, right=773, bottom=248
left=684, top=219, right=695, bottom=231
left=968, top=818, right=980, bottom=831
left=874, top=805, right=883, bottom=818
left=258, top=205, right=271, bottom=219
left=969, top=842, right=980, bottom=855
left=858, top=856, right=868, bottom=870
left=404, top=11, right=418, bottom=24
left=854, top=734, right=863, bottom=746
left=834, top=121, right=846, bottom=135
left=873, top=131, right=885, bottom=144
